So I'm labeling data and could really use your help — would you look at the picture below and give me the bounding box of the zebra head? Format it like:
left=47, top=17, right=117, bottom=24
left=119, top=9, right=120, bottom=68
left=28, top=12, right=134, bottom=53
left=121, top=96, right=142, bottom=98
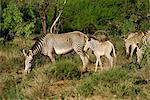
left=84, top=37, right=91, bottom=52
left=23, top=49, right=33, bottom=74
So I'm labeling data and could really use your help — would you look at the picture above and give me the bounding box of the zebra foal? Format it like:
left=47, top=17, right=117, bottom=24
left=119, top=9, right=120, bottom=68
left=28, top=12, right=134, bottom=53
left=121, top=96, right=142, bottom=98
left=84, top=37, right=116, bottom=72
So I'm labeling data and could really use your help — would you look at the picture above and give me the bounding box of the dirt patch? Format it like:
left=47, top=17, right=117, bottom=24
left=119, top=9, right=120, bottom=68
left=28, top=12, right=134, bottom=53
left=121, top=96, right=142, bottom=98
left=49, top=80, right=73, bottom=96
left=48, top=79, right=85, bottom=99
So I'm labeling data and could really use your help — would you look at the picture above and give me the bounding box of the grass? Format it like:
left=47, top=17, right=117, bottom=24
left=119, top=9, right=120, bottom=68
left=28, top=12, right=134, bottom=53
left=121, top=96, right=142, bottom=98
left=21, top=70, right=52, bottom=99
left=0, top=72, right=24, bottom=99
left=0, top=36, right=150, bottom=99
left=76, top=67, right=148, bottom=98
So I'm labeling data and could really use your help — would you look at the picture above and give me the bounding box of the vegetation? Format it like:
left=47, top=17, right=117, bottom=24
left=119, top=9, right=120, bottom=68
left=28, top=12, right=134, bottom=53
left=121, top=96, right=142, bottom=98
left=0, top=0, right=150, bottom=99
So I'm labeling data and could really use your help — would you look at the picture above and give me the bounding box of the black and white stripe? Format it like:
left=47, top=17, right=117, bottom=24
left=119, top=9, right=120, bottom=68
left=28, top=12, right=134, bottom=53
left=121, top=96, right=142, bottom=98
left=31, top=36, right=45, bottom=55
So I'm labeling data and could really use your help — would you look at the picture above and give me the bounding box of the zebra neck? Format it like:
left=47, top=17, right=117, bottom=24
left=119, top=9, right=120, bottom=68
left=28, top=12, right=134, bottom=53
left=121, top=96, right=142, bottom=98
left=31, top=37, right=44, bottom=56
left=89, top=41, right=96, bottom=51
left=32, top=49, right=41, bottom=56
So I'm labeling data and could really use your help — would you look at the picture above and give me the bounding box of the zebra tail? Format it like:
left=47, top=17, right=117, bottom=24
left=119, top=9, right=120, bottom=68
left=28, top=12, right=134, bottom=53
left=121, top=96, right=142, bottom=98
left=107, top=41, right=116, bottom=58
left=112, top=45, right=116, bottom=58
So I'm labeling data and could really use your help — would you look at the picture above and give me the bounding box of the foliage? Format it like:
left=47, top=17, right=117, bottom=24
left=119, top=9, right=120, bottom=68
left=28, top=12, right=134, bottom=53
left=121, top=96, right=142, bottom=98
left=51, top=59, right=81, bottom=80
left=1, top=1, right=35, bottom=37
left=1, top=0, right=149, bottom=36
left=121, top=19, right=136, bottom=34
left=2, top=1, right=23, bottom=31
left=62, top=0, right=122, bottom=31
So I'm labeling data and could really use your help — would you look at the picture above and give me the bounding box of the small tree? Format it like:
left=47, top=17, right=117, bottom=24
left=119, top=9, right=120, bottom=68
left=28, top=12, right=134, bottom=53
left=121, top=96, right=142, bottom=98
left=2, top=1, right=23, bottom=33
left=2, top=1, right=35, bottom=38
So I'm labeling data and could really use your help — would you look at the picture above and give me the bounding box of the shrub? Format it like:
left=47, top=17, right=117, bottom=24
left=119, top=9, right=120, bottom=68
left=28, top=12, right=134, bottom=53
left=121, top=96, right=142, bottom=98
left=51, top=59, right=81, bottom=80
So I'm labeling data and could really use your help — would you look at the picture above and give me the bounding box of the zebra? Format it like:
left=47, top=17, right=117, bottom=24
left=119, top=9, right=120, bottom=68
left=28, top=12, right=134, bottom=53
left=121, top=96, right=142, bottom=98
left=136, top=30, right=150, bottom=65
left=123, top=32, right=145, bottom=58
left=83, top=37, right=116, bottom=72
left=23, top=31, right=89, bottom=74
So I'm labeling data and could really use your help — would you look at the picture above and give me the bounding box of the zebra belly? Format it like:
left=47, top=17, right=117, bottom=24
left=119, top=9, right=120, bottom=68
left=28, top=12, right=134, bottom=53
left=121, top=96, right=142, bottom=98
left=54, top=48, right=73, bottom=54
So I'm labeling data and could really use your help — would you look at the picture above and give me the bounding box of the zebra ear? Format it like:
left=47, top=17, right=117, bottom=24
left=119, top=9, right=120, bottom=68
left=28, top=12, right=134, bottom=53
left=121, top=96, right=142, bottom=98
left=122, top=37, right=126, bottom=41
left=141, top=32, right=145, bottom=36
left=86, top=35, right=90, bottom=41
left=29, top=50, right=33, bottom=56
left=23, top=49, right=27, bottom=57
left=88, top=37, right=91, bottom=41
left=121, top=35, right=125, bottom=39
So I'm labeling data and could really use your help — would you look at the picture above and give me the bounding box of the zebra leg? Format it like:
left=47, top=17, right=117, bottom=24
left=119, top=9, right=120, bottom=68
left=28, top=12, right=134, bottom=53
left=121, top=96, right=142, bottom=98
left=95, top=58, right=99, bottom=72
left=75, top=49, right=89, bottom=72
left=98, top=57, right=102, bottom=71
left=82, top=54, right=89, bottom=71
left=125, top=43, right=130, bottom=57
left=136, top=48, right=143, bottom=64
left=95, top=54, right=102, bottom=72
left=48, top=51, right=55, bottom=63
left=130, top=44, right=137, bottom=58
left=105, top=54, right=113, bottom=68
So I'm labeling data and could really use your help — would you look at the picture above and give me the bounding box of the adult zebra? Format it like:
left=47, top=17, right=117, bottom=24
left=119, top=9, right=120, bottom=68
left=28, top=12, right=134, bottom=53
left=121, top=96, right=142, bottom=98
left=23, top=31, right=89, bottom=74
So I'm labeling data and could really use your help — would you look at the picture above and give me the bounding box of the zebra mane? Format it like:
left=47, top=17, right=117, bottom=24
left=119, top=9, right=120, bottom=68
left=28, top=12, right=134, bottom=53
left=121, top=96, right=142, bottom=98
left=31, top=34, right=46, bottom=55
left=32, top=34, right=46, bottom=41
left=87, top=35, right=99, bottom=41
left=88, top=35, right=110, bottom=43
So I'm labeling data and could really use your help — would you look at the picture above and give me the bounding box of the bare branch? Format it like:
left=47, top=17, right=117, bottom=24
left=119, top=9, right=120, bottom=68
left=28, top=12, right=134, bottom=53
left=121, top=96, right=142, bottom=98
left=50, top=11, right=62, bottom=33
left=50, top=0, right=67, bottom=33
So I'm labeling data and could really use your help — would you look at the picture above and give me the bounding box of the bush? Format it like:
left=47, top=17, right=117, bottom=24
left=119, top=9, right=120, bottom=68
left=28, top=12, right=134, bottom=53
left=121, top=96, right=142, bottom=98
left=51, top=59, right=81, bottom=80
